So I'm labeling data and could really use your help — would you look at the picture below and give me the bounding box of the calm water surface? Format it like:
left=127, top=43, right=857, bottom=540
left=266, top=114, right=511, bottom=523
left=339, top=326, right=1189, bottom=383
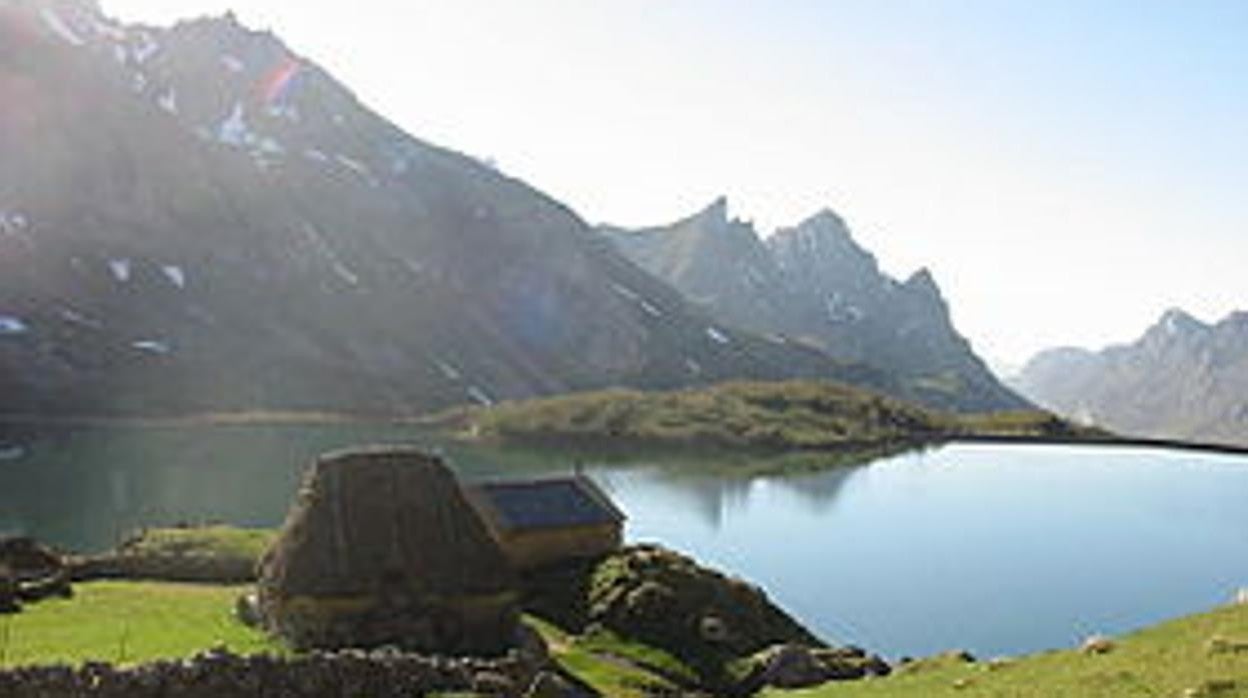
left=1, top=425, right=1246, bottom=659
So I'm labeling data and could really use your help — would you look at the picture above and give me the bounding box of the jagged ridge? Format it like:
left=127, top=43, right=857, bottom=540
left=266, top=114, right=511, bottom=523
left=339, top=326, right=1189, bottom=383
left=600, top=199, right=1027, bottom=412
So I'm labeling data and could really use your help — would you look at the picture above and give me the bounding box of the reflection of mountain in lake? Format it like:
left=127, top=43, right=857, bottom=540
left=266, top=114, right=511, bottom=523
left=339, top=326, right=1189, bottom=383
left=594, top=463, right=864, bottom=531
left=772, top=467, right=859, bottom=514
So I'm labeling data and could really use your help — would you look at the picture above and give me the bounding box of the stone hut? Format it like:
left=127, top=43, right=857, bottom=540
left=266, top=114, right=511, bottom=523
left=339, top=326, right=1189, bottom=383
left=465, top=475, right=625, bottom=571
left=257, top=447, right=519, bottom=655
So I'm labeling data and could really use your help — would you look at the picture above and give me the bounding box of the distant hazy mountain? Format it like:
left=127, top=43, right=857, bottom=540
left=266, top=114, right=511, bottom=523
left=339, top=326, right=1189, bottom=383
left=600, top=199, right=1026, bottom=412
left=1014, top=309, right=1248, bottom=446
left=0, top=0, right=886, bottom=416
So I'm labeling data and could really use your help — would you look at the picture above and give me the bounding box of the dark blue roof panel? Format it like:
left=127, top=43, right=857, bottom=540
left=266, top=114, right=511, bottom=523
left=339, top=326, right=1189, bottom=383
left=471, top=478, right=623, bottom=531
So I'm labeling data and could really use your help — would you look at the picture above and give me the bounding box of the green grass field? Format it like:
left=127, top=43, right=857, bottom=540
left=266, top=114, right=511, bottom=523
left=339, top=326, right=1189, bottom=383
left=770, top=602, right=1248, bottom=698
left=0, top=581, right=283, bottom=668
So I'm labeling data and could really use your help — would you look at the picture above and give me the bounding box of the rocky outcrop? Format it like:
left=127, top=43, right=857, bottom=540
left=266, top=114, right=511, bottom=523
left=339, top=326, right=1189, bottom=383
left=1014, top=309, right=1248, bottom=446
left=587, top=546, right=822, bottom=665
left=601, top=201, right=1027, bottom=413
left=0, top=537, right=72, bottom=612
left=736, top=643, right=890, bottom=691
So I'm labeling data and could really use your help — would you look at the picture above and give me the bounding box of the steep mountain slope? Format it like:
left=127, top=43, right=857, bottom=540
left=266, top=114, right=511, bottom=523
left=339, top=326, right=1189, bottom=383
left=601, top=199, right=1026, bottom=412
left=0, top=0, right=881, bottom=416
left=1014, top=309, right=1248, bottom=446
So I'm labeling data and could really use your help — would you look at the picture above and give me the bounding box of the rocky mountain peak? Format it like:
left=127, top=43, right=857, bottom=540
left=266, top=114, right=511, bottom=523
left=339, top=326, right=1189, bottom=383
left=798, top=207, right=851, bottom=236
left=768, top=208, right=880, bottom=281
left=1016, top=307, right=1248, bottom=446
left=1222, top=311, right=1248, bottom=329
left=903, top=267, right=941, bottom=299
left=696, top=196, right=730, bottom=226
left=602, top=203, right=1028, bottom=413
left=1144, top=308, right=1209, bottom=346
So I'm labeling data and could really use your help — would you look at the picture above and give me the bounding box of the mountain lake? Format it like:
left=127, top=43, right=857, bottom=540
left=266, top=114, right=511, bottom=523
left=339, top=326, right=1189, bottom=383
left=1, top=422, right=1246, bottom=660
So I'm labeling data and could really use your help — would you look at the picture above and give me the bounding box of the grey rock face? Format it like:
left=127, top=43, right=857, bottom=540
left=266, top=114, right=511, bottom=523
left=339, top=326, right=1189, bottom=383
left=602, top=200, right=1027, bottom=412
left=1014, top=309, right=1248, bottom=446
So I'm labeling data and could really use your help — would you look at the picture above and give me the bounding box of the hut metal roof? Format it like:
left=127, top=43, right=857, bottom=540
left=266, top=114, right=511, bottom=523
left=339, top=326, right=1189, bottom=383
left=466, top=476, right=625, bottom=532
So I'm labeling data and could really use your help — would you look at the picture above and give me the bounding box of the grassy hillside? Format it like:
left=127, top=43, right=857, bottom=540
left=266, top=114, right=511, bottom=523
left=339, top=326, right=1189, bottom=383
left=445, top=380, right=1101, bottom=454
left=771, top=601, right=1248, bottom=698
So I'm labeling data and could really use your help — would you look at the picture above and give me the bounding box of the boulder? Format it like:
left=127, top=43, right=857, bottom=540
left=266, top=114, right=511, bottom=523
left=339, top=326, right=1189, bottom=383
left=1080, top=634, right=1115, bottom=655
left=235, top=592, right=262, bottom=627
left=0, top=537, right=63, bottom=583
left=742, top=643, right=892, bottom=690
left=813, top=646, right=892, bottom=679
left=753, top=644, right=829, bottom=689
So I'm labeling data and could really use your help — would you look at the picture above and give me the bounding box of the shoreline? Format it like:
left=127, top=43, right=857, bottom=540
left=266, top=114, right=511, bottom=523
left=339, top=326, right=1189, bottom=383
left=951, top=433, right=1248, bottom=458
left=4, top=412, right=1248, bottom=461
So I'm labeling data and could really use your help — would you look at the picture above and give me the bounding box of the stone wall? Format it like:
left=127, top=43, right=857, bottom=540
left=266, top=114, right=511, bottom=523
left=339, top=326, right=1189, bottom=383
left=0, top=646, right=570, bottom=698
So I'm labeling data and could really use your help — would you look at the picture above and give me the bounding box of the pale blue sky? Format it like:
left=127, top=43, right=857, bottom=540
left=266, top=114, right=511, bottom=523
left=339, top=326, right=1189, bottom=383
left=102, top=1, right=1248, bottom=368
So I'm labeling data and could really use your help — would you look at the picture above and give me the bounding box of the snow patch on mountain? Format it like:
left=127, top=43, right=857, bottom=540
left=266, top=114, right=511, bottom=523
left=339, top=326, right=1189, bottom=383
left=40, top=7, right=86, bottom=47
left=0, top=211, right=29, bottom=234
left=131, top=31, right=160, bottom=64
left=162, top=265, right=186, bottom=289
left=302, top=224, right=359, bottom=287
left=221, top=54, right=245, bottom=73
left=0, top=316, right=29, bottom=335
left=132, top=339, right=171, bottom=354
left=157, top=89, right=178, bottom=115
left=335, top=154, right=369, bottom=176
left=108, top=258, right=132, bottom=283
left=60, top=308, right=102, bottom=329
left=706, top=327, right=731, bottom=345
left=435, top=359, right=461, bottom=381
left=611, top=283, right=640, bottom=301
left=467, top=385, right=494, bottom=406
left=217, top=102, right=251, bottom=146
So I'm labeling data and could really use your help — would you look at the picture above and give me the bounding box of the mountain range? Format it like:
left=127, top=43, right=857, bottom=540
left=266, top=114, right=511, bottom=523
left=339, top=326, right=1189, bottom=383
left=0, top=0, right=1022, bottom=417
left=601, top=200, right=1025, bottom=413
left=1013, top=309, right=1248, bottom=446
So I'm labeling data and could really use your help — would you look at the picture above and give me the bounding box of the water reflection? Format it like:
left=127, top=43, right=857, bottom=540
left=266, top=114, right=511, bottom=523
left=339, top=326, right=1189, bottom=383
left=594, top=464, right=861, bottom=530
